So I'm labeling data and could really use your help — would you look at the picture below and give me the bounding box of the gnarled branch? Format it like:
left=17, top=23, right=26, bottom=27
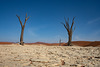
left=24, top=16, right=30, bottom=27
left=16, top=15, right=23, bottom=27
left=70, top=17, right=75, bottom=31
left=64, top=17, right=70, bottom=30
left=61, top=22, right=70, bottom=33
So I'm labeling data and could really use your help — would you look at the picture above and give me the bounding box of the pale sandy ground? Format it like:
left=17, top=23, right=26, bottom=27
left=0, top=44, right=100, bottom=67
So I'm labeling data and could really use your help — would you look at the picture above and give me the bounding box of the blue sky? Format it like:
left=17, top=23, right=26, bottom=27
left=0, top=0, right=100, bottom=43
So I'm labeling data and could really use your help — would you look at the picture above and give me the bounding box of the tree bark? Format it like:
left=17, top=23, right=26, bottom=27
left=20, top=26, right=24, bottom=45
left=68, top=33, right=72, bottom=46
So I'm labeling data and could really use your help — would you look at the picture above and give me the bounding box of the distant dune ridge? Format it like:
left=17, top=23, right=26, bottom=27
left=0, top=42, right=13, bottom=44
left=0, top=41, right=100, bottom=47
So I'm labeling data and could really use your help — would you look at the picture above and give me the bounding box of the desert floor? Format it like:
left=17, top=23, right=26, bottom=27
left=0, top=44, right=100, bottom=67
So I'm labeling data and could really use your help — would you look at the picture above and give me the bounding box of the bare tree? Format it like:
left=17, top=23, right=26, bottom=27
left=16, top=13, right=30, bottom=45
left=59, top=39, right=61, bottom=46
left=61, top=17, right=76, bottom=46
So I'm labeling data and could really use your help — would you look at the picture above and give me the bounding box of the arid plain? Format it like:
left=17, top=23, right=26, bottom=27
left=0, top=41, right=100, bottom=67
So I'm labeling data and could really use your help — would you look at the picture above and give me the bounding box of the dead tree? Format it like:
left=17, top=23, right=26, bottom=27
left=16, top=13, right=30, bottom=45
left=61, top=17, right=75, bottom=46
left=59, top=39, right=61, bottom=46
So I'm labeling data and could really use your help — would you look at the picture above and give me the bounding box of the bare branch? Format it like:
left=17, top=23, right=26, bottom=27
left=74, top=26, right=76, bottom=31
left=72, top=26, right=76, bottom=34
left=70, top=17, right=75, bottom=30
left=61, top=22, right=70, bottom=33
left=16, top=15, right=23, bottom=27
left=64, top=17, right=69, bottom=30
left=26, top=13, right=27, bottom=17
left=25, top=13, right=27, bottom=19
left=26, top=16, right=30, bottom=21
left=24, top=16, right=30, bottom=27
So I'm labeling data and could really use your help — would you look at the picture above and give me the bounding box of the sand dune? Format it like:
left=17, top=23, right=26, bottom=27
left=26, top=41, right=100, bottom=47
left=0, top=42, right=13, bottom=45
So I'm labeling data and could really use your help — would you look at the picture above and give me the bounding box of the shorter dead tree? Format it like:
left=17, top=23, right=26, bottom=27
left=61, top=17, right=76, bottom=46
left=16, top=13, right=30, bottom=45
left=59, top=39, right=61, bottom=46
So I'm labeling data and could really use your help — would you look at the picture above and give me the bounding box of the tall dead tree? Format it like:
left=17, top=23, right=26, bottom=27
left=16, top=13, right=30, bottom=45
left=61, top=17, right=75, bottom=46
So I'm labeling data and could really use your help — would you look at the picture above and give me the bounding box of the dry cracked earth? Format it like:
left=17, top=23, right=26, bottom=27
left=0, top=45, right=100, bottom=67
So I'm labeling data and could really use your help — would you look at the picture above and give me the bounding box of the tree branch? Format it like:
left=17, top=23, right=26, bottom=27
left=25, top=13, right=27, bottom=18
left=24, top=16, right=30, bottom=27
left=64, top=17, right=69, bottom=30
left=70, top=17, right=75, bottom=30
left=61, top=22, right=70, bottom=33
left=16, top=15, right=23, bottom=27
left=72, top=26, right=76, bottom=34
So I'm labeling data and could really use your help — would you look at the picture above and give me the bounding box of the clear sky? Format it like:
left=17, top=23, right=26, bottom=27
left=0, top=0, right=100, bottom=43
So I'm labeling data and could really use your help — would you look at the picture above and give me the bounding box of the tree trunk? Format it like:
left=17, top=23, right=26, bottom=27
left=68, top=33, right=72, bottom=46
left=20, top=26, right=24, bottom=45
